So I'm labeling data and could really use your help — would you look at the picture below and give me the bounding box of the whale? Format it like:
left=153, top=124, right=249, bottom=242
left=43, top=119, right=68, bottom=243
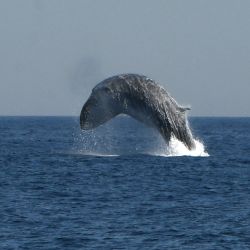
left=80, top=74, right=196, bottom=150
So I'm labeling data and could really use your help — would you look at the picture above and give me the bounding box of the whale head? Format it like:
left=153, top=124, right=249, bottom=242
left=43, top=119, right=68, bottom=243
left=80, top=86, right=120, bottom=130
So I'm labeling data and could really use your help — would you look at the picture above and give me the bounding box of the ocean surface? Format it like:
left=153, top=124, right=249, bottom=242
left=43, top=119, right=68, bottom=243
left=0, top=116, right=249, bottom=249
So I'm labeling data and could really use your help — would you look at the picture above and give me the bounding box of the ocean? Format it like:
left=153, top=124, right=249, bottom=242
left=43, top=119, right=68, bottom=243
left=0, top=116, right=249, bottom=249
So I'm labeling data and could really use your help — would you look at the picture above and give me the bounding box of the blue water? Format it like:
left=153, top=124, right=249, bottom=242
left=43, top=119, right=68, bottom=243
left=0, top=116, right=249, bottom=249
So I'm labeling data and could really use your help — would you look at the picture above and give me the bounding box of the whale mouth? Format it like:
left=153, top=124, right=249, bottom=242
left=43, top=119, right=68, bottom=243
left=80, top=108, right=95, bottom=130
left=80, top=109, right=92, bottom=130
left=80, top=120, right=91, bottom=130
left=80, top=93, right=120, bottom=130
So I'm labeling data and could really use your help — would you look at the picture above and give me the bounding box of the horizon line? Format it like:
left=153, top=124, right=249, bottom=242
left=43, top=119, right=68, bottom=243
left=0, top=115, right=250, bottom=118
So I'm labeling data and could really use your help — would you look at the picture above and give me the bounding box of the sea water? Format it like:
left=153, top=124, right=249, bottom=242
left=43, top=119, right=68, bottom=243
left=0, top=116, right=249, bottom=249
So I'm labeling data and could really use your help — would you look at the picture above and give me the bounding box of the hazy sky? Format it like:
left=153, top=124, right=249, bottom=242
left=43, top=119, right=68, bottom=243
left=0, top=0, right=249, bottom=116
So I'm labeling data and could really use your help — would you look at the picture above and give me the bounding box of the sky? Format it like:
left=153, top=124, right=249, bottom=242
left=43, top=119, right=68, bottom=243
left=0, top=0, right=249, bottom=116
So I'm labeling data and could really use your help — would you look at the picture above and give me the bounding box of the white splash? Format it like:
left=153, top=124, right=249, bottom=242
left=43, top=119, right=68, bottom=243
left=163, top=137, right=209, bottom=157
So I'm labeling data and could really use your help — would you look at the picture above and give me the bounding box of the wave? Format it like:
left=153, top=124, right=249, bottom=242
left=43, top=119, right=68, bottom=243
left=73, top=135, right=209, bottom=158
left=73, top=116, right=209, bottom=157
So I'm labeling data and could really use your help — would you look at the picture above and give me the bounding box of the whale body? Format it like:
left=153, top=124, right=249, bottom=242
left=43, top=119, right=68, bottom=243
left=80, top=74, right=195, bottom=150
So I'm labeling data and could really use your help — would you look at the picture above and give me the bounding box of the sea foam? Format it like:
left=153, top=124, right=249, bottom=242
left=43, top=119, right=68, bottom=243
left=153, top=136, right=209, bottom=157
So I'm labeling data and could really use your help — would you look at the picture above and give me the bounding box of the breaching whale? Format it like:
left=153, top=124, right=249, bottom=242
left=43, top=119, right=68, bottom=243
left=80, top=74, right=195, bottom=150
